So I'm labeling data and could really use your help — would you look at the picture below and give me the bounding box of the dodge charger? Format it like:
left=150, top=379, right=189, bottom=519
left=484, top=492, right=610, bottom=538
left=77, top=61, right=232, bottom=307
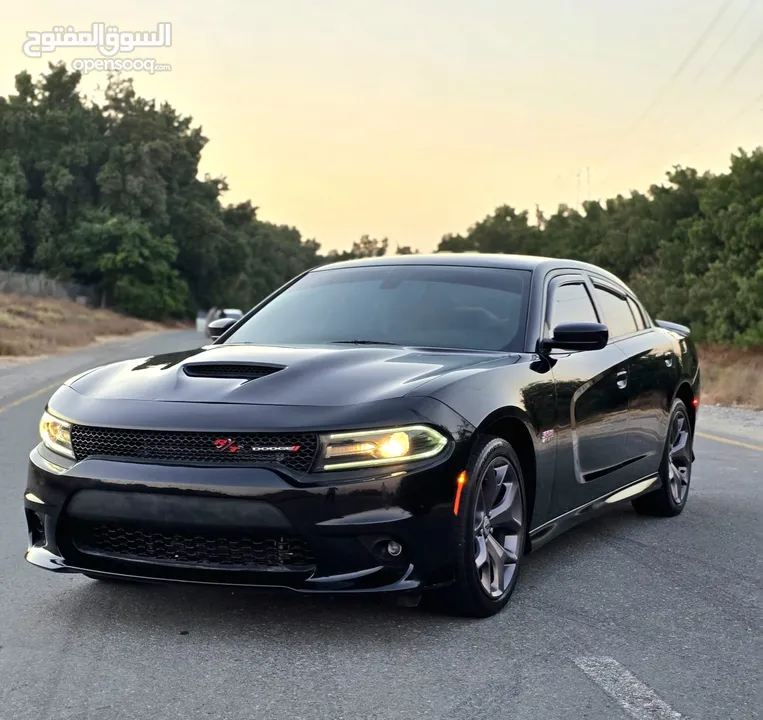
left=24, top=254, right=700, bottom=617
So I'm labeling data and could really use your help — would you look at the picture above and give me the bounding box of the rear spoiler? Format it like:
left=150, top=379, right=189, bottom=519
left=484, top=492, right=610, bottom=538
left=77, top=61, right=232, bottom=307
left=655, top=319, right=691, bottom=337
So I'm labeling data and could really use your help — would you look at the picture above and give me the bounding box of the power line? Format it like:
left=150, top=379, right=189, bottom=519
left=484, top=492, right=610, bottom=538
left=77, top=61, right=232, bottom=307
left=594, top=0, right=735, bottom=165
left=652, top=27, right=763, bottom=162
left=688, top=93, right=763, bottom=154
left=597, top=92, right=762, bottom=193
left=630, top=0, right=735, bottom=127
left=677, top=29, right=763, bottom=135
left=594, top=23, right=761, bottom=195
left=713, top=28, right=763, bottom=91
left=688, top=0, right=758, bottom=86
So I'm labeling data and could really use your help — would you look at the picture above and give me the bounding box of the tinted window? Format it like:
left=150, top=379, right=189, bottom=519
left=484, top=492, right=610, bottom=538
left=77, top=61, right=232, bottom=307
left=593, top=286, right=639, bottom=339
left=225, top=265, right=531, bottom=351
left=626, top=297, right=645, bottom=330
left=548, top=283, right=598, bottom=331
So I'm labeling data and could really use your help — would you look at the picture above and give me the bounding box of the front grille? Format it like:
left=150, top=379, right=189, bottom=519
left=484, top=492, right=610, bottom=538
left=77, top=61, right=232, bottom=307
left=183, top=363, right=283, bottom=380
left=70, top=523, right=315, bottom=569
left=70, top=426, right=318, bottom=473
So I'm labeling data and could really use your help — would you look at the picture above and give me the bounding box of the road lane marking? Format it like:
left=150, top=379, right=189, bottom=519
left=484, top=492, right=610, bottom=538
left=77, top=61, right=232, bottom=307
left=0, top=381, right=62, bottom=416
left=696, top=432, right=763, bottom=452
left=574, top=656, right=684, bottom=720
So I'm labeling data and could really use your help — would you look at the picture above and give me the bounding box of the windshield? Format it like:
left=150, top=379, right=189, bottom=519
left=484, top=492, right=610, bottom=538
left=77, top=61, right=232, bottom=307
left=224, top=264, right=530, bottom=352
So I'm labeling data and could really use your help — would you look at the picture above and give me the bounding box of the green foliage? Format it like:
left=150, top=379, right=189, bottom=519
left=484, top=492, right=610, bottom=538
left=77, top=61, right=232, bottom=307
left=0, top=64, right=324, bottom=319
left=0, top=154, right=27, bottom=267
left=435, top=150, right=763, bottom=347
left=0, top=64, right=760, bottom=346
left=324, top=235, right=389, bottom=263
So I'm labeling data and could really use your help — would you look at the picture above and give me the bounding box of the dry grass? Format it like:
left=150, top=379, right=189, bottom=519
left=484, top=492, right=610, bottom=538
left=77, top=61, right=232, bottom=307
left=698, top=344, right=763, bottom=410
left=0, top=294, right=162, bottom=358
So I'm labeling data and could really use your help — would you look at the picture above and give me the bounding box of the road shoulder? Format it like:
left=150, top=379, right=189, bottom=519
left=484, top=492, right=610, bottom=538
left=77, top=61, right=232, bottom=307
left=0, top=329, right=203, bottom=408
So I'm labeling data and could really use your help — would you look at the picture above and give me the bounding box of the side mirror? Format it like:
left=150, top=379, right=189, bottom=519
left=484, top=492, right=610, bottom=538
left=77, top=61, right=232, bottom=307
left=207, top=317, right=237, bottom=340
left=540, top=322, right=608, bottom=352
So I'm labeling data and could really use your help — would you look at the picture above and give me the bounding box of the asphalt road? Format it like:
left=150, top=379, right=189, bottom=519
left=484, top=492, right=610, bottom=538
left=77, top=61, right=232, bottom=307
left=0, top=331, right=760, bottom=720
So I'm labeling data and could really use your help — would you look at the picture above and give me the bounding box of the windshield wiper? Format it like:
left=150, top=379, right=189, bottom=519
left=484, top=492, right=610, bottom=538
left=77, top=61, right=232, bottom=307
left=329, top=340, right=400, bottom=346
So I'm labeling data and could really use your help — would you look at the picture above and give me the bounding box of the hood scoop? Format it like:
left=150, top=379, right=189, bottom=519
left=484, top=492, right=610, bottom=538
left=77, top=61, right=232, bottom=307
left=183, top=363, right=284, bottom=380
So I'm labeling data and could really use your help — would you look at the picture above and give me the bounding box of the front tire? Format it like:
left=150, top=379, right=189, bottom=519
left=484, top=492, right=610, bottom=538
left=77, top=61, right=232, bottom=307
left=426, top=436, right=527, bottom=618
left=632, top=398, right=693, bottom=517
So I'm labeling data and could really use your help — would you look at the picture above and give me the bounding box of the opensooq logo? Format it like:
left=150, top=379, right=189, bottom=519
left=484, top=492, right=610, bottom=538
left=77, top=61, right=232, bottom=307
left=22, top=22, right=172, bottom=59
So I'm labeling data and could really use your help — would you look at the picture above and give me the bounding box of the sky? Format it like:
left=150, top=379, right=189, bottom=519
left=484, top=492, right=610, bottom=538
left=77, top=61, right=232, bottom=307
left=2, top=0, right=761, bottom=253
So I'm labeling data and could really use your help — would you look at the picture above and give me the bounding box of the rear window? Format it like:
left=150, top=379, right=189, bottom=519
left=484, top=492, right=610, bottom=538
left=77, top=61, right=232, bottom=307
left=593, top=286, right=639, bottom=339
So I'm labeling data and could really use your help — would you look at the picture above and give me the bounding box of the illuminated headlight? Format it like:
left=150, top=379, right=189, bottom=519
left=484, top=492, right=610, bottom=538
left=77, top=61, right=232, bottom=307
left=39, top=410, right=74, bottom=459
left=317, top=425, right=448, bottom=471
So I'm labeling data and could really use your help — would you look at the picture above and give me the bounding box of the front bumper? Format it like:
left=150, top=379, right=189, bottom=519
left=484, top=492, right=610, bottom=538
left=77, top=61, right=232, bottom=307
left=25, top=443, right=466, bottom=594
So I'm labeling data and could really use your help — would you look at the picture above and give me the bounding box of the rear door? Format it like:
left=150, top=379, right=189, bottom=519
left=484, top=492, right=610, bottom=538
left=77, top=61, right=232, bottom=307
left=543, top=274, right=631, bottom=517
left=591, top=278, right=678, bottom=482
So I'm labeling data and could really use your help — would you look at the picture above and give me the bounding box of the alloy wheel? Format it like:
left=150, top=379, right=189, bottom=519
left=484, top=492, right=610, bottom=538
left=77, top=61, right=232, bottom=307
left=473, top=457, right=524, bottom=598
left=667, top=411, right=691, bottom=504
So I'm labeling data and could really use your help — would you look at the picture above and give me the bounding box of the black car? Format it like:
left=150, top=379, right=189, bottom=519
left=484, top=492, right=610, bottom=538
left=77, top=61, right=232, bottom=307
left=25, top=254, right=700, bottom=617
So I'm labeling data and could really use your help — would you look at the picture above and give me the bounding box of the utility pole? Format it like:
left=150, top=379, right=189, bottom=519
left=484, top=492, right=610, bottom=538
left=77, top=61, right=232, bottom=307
left=576, top=169, right=581, bottom=210
left=586, top=166, right=591, bottom=203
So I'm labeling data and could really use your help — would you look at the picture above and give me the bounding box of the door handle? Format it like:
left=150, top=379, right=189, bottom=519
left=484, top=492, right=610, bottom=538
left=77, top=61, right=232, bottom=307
left=663, top=353, right=673, bottom=367
left=616, top=369, right=628, bottom=389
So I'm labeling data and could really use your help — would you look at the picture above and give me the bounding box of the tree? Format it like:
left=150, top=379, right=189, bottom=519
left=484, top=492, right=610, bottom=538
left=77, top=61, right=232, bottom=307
left=0, top=63, right=760, bottom=345
left=434, top=149, right=763, bottom=346
left=0, top=154, right=27, bottom=268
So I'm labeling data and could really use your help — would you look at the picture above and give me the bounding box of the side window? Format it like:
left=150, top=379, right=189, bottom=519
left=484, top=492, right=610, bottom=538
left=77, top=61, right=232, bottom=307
left=548, top=282, right=598, bottom=332
left=626, top=297, right=645, bottom=330
left=593, top=286, right=639, bottom=339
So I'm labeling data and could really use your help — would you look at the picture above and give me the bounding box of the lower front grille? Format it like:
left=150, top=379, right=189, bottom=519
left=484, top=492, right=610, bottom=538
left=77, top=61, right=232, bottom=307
left=68, top=523, right=315, bottom=570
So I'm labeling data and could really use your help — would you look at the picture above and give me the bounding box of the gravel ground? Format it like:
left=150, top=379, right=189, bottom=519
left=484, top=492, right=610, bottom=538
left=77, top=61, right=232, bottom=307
left=697, top=404, right=763, bottom=445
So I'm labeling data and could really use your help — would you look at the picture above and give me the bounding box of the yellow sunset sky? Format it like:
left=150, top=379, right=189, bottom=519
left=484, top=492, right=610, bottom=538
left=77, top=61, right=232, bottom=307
left=2, top=0, right=761, bottom=253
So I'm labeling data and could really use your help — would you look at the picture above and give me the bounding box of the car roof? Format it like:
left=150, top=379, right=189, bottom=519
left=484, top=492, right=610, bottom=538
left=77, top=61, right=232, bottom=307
left=309, top=253, right=629, bottom=290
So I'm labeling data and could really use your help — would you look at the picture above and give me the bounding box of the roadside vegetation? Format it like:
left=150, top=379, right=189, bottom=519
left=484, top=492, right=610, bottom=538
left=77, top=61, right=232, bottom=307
left=0, top=294, right=157, bottom=358
left=0, top=64, right=760, bottom=405
left=697, top=345, right=763, bottom=409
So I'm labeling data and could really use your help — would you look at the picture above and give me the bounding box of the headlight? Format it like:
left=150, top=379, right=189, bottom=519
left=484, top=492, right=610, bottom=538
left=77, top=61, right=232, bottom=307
left=317, top=425, right=448, bottom=471
left=39, top=410, right=74, bottom=459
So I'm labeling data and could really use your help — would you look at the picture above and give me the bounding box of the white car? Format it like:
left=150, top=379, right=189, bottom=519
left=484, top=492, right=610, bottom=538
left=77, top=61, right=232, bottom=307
left=204, top=308, right=243, bottom=338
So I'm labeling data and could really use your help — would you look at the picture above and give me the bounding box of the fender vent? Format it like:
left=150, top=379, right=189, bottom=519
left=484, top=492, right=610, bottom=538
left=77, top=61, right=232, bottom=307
left=183, top=363, right=283, bottom=380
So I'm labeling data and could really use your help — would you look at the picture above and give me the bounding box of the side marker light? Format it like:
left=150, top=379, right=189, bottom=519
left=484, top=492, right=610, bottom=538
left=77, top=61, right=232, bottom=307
left=453, top=471, right=467, bottom=516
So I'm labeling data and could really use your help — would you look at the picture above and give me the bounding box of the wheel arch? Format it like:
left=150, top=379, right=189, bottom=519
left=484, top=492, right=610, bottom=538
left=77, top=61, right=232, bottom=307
left=473, top=408, right=538, bottom=530
left=674, top=382, right=696, bottom=432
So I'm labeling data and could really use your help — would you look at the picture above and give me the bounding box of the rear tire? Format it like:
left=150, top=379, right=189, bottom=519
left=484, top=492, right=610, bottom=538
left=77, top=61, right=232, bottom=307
left=632, top=398, right=693, bottom=517
left=425, top=435, right=526, bottom=618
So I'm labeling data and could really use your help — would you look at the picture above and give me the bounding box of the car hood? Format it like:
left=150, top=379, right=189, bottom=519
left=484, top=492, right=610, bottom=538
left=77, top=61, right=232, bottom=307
left=65, top=343, right=520, bottom=407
